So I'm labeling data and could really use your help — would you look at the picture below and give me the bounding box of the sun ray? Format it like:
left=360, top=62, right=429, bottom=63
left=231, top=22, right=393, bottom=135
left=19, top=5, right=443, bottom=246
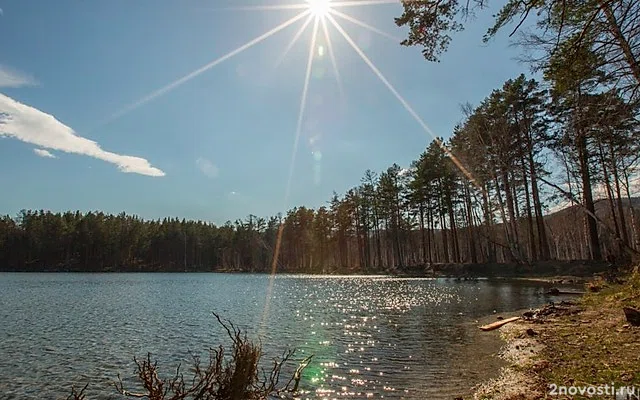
left=262, top=17, right=321, bottom=333
left=223, top=3, right=309, bottom=11
left=284, top=16, right=321, bottom=212
left=329, top=8, right=402, bottom=42
left=98, top=10, right=311, bottom=128
left=259, top=222, right=284, bottom=333
left=326, top=13, right=479, bottom=187
left=331, top=0, right=407, bottom=7
left=274, top=13, right=315, bottom=68
left=320, top=16, right=345, bottom=100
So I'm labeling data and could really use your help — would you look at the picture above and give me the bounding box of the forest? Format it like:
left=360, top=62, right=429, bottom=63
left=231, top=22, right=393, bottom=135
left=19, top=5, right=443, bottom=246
left=1, top=0, right=639, bottom=273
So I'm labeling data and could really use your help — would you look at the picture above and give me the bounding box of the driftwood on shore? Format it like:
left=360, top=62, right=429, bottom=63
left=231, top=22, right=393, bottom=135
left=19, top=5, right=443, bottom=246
left=480, top=316, right=520, bottom=331
left=521, top=301, right=583, bottom=322
left=546, top=288, right=587, bottom=295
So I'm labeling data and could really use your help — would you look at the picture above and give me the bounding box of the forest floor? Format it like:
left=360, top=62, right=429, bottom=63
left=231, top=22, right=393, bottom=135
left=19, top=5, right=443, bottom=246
left=470, top=267, right=640, bottom=400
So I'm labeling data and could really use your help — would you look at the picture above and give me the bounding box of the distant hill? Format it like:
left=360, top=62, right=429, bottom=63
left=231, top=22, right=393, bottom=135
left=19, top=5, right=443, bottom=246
left=545, top=197, right=640, bottom=220
left=543, top=197, right=639, bottom=261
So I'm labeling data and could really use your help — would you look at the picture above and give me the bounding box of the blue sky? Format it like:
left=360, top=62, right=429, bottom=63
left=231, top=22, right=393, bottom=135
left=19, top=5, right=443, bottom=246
left=0, top=0, right=529, bottom=224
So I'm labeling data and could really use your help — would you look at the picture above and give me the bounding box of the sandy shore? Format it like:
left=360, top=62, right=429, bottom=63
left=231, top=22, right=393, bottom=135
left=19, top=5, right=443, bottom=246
left=472, top=321, right=548, bottom=400
left=467, top=270, right=640, bottom=400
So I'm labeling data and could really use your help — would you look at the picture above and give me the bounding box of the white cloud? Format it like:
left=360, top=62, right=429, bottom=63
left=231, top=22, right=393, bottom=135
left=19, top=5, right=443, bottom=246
left=0, top=65, right=37, bottom=88
left=196, top=157, right=219, bottom=178
left=0, top=93, right=165, bottom=177
left=33, top=148, right=56, bottom=158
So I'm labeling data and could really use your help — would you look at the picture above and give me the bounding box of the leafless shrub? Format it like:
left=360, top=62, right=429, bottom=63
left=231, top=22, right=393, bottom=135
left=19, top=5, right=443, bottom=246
left=70, top=312, right=312, bottom=400
left=66, top=383, right=88, bottom=400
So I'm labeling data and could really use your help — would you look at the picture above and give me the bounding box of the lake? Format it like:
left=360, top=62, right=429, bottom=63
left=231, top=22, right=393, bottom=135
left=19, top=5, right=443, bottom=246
left=0, top=273, right=570, bottom=399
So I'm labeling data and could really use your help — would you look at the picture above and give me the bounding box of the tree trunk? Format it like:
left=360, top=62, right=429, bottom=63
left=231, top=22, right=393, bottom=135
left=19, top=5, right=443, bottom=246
left=576, top=133, right=602, bottom=260
left=448, top=207, right=459, bottom=263
left=419, top=203, right=427, bottom=264
left=427, top=205, right=434, bottom=264
left=440, top=210, right=450, bottom=263
left=610, top=144, right=629, bottom=246
left=601, top=2, right=640, bottom=86
left=528, top=148, right=550, bottom=260
left=482, top=185, right=496, bottom=262
left=502, top=171, right=521, bottom=261
left=598, top=140, right=623, bottom=256
left=623, top=171, right=640, bottom=250
left=446, top=189, right=460, bottom=263
left=493, top=177, right=513, bottom=262
left=465, top=184, right=478, bottom=264
left=520, top=156, right=537, bottom=261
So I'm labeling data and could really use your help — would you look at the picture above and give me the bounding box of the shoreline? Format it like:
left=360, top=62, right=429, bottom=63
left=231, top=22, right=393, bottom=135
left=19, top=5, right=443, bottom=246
left=468, top=267, right=640, bottom=400
left=0, top=259, right=613, bottom=278
left=450, top=308, right=551, bottom=400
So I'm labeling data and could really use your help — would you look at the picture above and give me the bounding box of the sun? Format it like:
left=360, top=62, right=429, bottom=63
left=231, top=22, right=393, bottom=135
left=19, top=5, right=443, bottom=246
left=307, top=0, right=331, bottom=18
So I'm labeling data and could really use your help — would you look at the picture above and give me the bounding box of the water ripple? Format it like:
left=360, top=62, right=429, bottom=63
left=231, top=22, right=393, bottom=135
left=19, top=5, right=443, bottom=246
left=0, top=273, right=566, bottom=399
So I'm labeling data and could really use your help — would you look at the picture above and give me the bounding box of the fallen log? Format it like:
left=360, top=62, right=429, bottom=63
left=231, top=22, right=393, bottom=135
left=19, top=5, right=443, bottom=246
left=546, top=288, right=586, bottom=295
left=557, top=290, right=586, bottom=295
left=480, top=316, right=520, bottom=331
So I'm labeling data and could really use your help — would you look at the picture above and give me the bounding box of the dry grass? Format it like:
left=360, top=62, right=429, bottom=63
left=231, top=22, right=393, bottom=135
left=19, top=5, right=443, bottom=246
left=539, top=269, right=640, bottom=393
left=474, top=267, right=640, bottom=400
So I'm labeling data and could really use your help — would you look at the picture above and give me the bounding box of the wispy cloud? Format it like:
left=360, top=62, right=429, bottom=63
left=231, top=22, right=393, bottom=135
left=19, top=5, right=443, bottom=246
left=0, top=65, right=37, bottom=88
left=0, top=93, right=165, bottom=177
left=33, top=148, right=56, bottom=158
left=196, top=157, right=219, bottom=178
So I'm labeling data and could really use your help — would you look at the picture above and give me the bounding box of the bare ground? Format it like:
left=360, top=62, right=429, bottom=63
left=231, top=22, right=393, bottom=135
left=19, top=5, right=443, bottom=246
left=471, top=269, right=640, bottom=400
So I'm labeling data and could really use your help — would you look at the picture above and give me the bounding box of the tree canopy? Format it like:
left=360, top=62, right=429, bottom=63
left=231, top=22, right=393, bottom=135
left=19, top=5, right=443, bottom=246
left=395, top=0, right=639, bottom=99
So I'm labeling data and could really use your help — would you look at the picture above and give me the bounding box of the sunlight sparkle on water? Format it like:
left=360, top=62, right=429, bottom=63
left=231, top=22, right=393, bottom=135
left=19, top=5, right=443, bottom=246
left=88, top=0, right=488, bottom=369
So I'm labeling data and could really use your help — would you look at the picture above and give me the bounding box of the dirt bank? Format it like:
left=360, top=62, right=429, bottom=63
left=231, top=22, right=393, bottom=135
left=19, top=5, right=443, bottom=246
left=469, top=268, right=640, bottom=400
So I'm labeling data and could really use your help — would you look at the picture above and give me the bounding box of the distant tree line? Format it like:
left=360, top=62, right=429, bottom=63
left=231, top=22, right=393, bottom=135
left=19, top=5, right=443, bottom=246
left=1, top=0, right=640, bottom=272
left=1, top=77, right=639, bottom=271
left=0, top=71, right=638, bottom=272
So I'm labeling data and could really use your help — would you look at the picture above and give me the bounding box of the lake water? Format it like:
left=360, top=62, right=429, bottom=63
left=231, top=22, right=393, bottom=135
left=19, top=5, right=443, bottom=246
left=0, top=273, right=570, bottom=399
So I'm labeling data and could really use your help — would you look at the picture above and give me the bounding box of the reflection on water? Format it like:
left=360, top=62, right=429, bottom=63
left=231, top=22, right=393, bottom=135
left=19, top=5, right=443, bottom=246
left=0, top=273, right=567, bottom=399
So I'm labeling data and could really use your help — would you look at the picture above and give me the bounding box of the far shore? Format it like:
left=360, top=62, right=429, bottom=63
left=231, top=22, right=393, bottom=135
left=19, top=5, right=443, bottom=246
left=0, top=259, right=614, bottom=278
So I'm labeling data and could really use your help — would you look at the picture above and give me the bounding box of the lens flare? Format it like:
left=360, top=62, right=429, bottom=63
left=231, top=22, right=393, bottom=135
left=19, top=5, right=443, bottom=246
left=326, top=13, right=479, bottom=188
left=307, top=0, right=332, bottom=17
left=94, top=0, right=483, bottom=320
left=95, top=10, right=311, bottom=130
